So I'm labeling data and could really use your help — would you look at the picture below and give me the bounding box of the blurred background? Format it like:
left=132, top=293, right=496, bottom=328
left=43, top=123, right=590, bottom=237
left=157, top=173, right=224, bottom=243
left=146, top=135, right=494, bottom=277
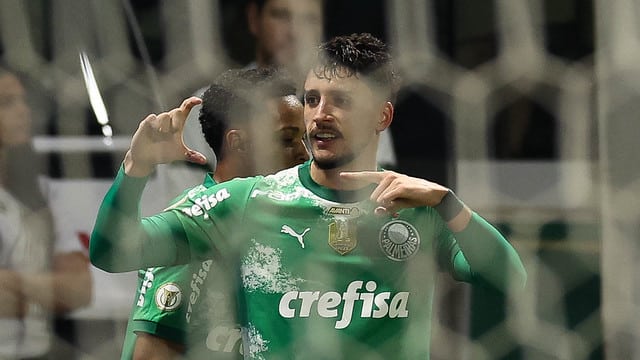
left=1, top=0, right=638, bottom=359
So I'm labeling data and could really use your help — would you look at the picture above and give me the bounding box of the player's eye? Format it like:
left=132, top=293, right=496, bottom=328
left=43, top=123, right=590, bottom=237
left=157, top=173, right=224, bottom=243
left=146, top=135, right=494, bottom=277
left=332, top=95, right=351, bottom=109
left=303, top=93, right=319, bottom=107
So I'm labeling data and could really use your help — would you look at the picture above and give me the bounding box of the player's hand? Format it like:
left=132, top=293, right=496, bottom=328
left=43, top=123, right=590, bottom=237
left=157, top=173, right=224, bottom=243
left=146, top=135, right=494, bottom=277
left=340, top=170, right=449, bottom=215
left=124, top=97, right=207, bottom=177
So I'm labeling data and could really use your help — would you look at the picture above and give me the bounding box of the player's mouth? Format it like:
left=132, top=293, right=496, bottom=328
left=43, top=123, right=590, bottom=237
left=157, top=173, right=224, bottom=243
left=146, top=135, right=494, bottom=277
left=311, top=129, right=341, bottom=148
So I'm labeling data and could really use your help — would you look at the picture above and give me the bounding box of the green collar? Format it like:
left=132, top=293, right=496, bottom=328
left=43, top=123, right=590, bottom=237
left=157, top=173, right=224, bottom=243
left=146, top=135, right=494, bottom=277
left=203, top=172, right=217, bottom=187
left=298, top=160, right=379, bottom=203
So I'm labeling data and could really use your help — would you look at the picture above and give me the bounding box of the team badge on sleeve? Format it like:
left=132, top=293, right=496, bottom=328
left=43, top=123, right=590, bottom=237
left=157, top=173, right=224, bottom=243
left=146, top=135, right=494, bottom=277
left=155, top=283, right=183, bottom=311
left=379, top=220, right=420, bottom=261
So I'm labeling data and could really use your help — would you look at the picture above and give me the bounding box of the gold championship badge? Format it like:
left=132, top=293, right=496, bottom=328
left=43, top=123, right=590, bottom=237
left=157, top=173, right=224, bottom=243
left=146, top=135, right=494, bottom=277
left=328, top=218, right=357, bottom=255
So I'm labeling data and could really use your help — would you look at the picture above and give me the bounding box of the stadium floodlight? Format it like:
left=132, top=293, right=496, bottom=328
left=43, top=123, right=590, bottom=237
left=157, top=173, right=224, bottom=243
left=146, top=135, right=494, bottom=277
left=79, top=51, right=113, bottom=146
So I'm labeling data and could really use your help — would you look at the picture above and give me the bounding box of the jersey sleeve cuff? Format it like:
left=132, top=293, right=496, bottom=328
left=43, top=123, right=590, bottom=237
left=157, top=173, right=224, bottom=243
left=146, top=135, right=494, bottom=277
left=434, top=190, right=465, bottom=222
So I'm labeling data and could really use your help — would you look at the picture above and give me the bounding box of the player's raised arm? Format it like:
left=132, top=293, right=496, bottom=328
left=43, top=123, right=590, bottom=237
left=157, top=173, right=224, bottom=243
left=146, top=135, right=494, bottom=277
left=90, top=98, right=204, bottom=272
left=341, top=170, right=527, bottom=291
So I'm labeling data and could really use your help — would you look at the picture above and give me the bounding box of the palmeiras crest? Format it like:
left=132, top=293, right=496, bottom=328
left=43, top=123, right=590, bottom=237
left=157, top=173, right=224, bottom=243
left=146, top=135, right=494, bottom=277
left=328, top=218, right=357, bottom=255
left=379, top=220, right=420, bottom=261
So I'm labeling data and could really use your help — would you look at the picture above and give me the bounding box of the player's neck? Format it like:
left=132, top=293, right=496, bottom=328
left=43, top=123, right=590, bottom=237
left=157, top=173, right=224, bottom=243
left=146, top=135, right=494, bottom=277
left=213, top=160, right=243, bottom=183
left=310, top=154, right=377, bottom=191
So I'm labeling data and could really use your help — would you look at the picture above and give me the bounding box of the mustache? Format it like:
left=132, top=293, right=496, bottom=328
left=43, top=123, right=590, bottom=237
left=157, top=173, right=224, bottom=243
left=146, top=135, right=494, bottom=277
left=308, top=125, right=342, bottom=138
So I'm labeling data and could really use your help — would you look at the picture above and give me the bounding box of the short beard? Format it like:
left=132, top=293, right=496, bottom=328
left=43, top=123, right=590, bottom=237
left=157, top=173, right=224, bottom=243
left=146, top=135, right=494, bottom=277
left=312, top=151, right=357, bottom=170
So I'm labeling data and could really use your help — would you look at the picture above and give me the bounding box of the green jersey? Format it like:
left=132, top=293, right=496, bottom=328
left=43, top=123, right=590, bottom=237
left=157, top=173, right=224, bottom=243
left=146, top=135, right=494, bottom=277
left=121, top=174, right=243, bottom=359
left=92, top=161, right=526, bottom=359
left=120, top=265, right=190, bottom=360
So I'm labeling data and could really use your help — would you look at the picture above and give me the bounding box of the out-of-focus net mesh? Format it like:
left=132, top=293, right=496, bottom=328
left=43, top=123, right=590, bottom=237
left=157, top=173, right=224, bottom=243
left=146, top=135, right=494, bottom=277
left=3, top=0, right=635, bottom=358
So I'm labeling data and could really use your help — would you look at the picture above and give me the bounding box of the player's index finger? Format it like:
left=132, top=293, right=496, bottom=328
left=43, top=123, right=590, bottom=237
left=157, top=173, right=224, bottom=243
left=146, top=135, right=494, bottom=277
left=180, top=96, right=202, bottom=114
left=340, top=171, right=385, bottom=184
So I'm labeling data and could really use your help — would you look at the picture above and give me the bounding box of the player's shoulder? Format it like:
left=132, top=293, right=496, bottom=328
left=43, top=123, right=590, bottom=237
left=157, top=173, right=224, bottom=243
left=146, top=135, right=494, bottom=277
left=165, top=165, right=304, bottom=211
left=164, top=177, right=253, bottom=209
left=259, top=165, right=303, bottom=188
left=220, top=165, right=302, bottom=191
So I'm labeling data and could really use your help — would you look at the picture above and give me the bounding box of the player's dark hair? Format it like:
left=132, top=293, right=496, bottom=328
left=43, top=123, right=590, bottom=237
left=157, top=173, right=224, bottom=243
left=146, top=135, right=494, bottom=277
left=199, top=67, right=297, bottom=160
left=313, top=33, right=399, bottom=102
left=247, top=0, right=269, bottom=12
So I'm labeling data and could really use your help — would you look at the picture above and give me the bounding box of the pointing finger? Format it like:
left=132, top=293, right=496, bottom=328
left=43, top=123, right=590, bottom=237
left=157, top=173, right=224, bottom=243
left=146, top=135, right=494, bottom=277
left=180, top=96, right=202, bottom=117
left=369, top=174, right=395, bottom=203
left=340, top=171, right=386, bottom=184
left=165, top=97, right=200, bottom=131
left=172, top=97, right=202, bottom=128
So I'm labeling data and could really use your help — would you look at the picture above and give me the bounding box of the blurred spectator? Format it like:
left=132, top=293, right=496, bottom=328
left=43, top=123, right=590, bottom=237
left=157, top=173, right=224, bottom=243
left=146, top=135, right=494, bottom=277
left=0, top=67, right=92, bottom=359
left=246, top=0, right=323, bottom=76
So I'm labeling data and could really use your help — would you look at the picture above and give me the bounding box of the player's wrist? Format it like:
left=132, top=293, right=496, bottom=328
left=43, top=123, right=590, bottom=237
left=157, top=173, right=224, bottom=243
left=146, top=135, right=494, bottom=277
left=123, top=151, right=154, bottom=178
left=434, top=190, right=464, bottom=222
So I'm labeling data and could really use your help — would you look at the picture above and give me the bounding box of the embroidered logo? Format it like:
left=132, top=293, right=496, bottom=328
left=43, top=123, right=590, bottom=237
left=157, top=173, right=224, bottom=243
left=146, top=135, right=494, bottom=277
left=327, top=207, right=360, bottom=216
left=155, top=283, right=182, bottom=311
left=281, top=225, right=310, bottom=249
left=379, top=220, right=420, bottom=261
left=328, top=218, right=357, bottom=255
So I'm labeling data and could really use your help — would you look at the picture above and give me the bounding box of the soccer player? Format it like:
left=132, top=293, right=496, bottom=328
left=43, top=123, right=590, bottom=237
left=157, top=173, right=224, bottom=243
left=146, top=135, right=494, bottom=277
left=91, top=33, right=526, bottom=358
left=120, top=68, right=308, bottom=359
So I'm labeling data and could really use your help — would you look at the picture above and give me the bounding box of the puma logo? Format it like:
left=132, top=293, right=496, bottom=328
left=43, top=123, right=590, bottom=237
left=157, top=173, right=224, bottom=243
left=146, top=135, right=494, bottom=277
left=281, top=225, right=310, bottom=249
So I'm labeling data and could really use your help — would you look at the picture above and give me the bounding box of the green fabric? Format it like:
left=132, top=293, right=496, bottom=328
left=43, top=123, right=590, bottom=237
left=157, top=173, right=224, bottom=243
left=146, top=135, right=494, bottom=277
left=454, top=212, right=527, bottom=291
left=120, top=266, right=191, bottom=359
left=91, top=161, right=526, bottom=359
left=120, top=174, right=243, bottom=359
left=90, top=166, right=190, bottom=272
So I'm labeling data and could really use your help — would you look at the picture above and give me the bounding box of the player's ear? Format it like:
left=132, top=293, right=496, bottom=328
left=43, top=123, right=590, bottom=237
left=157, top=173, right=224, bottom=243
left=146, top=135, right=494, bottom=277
left=376, top=101, right=394, bottom=133
left=247, top=2, right=260, bottom=37
left=226, top=129, right=248, bottom=153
